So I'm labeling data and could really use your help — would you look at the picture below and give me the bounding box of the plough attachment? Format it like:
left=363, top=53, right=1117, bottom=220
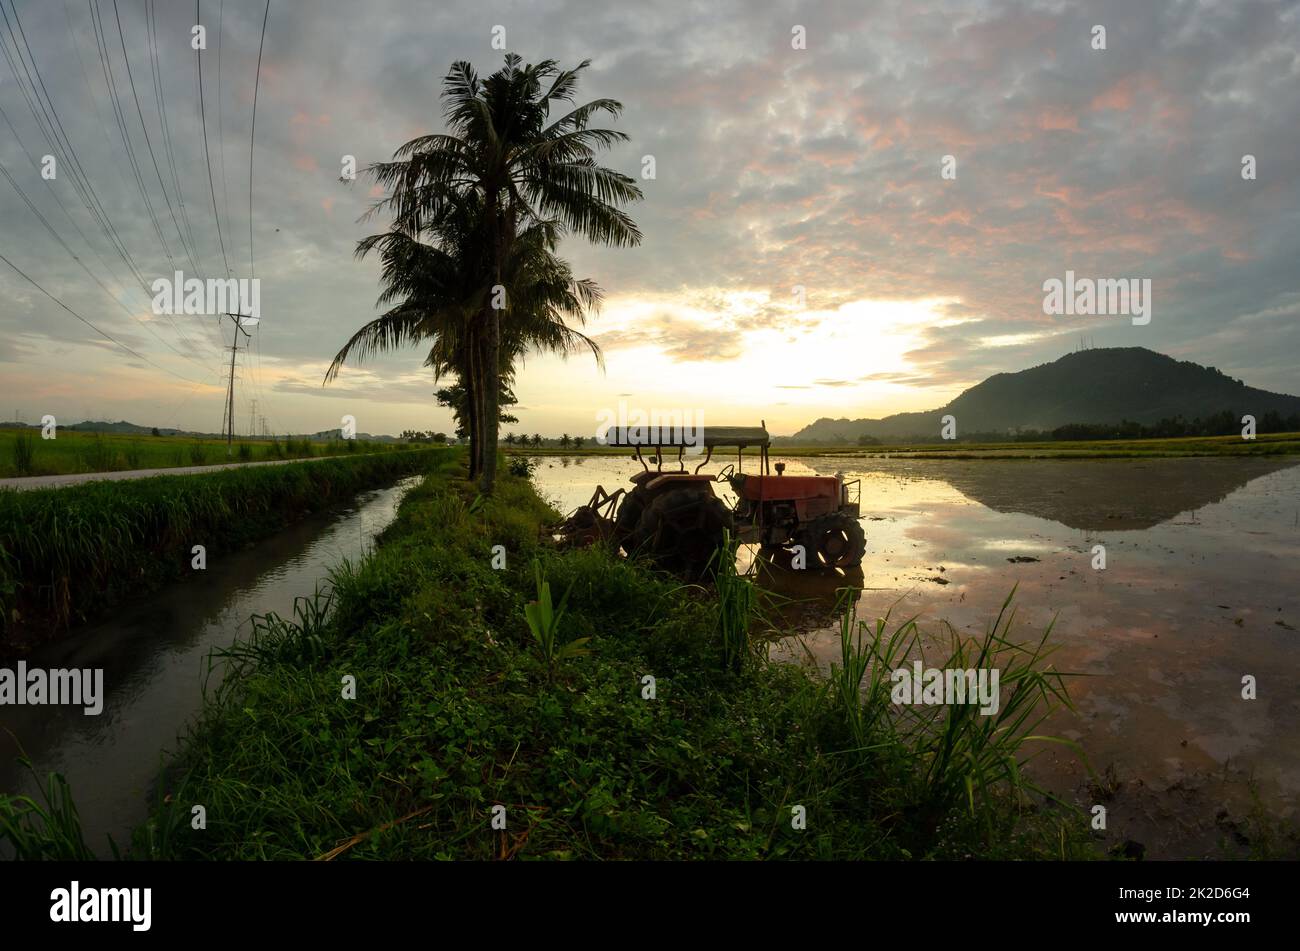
left=555, top=485, right=624, bottom=548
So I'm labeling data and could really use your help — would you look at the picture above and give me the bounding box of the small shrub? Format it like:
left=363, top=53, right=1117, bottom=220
left=189, top=442, right=209, bottom=466
left=12, top=431, right=36, bottom=476
left=524, top=557, right=589, bottom=673
left=80, top=435, right=113, bottom=473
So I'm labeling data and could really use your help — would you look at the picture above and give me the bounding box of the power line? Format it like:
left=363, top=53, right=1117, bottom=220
left=196, top=0, right=230, bottom=278
left=0, top=154, right=218, bottom=373
left=70, top=0, right=221, bottom=361
left=111, top=0, right=202, bottom=279
left=1, top=0, right=221, bottom=370
left=250, top=0, right=269, bottom=283
left=87, top=0, right=175, bottom=270
left=248, top=1, right=273, bottom=429
left=144, top=0, right=225, bottom=357
left=0, top=1, right=151, bottom=297
left=0, top=97, right=121, bottom=297
left=62, top=0, right=133, bottom=221
left=147, top=0, right=201, bottom=274
left=54, top=0, right=163, bottom=305
left=156, top=365, right=229, bottom=432
left=223, top=0, right=266, bottom=415
left=217, top=0, right=232, bottom=276
left=86, top=0, right=217, bottom=359
left=0, top=247, right=215, bottom=387
left=0, top=0, right=271, bottom=429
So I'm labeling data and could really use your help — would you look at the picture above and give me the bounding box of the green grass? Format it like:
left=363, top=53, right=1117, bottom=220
left=0, top=761, right=99, bottom=860
left=713, top=529, right=755, bottom=674
left=0, top=426, right=406, bottom=478
left=0, top=448, right=451, bottom=650
left=33, top=451, right=1096, bottom=861
left=842, top=592, right=1088, bottom=830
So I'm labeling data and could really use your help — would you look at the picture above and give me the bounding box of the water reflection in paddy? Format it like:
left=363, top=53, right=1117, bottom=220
left=531, top=453, right=1300, bottom=857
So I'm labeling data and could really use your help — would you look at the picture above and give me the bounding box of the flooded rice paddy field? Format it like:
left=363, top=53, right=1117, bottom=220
left=532, top=454, right=1300, bottom=858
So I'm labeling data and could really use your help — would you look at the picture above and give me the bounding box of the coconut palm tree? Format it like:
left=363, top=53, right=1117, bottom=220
left=325, top=195, right=482, bottom=470
left=369, top=53, right=641, bottom=493
left=327, top=190, right=604, bottom=477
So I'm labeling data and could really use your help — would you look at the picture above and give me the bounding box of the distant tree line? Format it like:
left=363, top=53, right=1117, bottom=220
left=1050, top=409, right=1300, bottom=441
left=501, top=433, right=588, bottom=448
left=842, top=408, right=1300, bottom=445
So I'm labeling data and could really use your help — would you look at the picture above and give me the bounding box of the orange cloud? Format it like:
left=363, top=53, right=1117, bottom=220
left=1090, top=79, right=1134, bottom=112
left=1036, top=108, right=1078, bottom=131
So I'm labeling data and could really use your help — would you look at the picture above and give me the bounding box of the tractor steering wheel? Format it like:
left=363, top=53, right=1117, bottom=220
left=716, top=463, right=735, bottom=482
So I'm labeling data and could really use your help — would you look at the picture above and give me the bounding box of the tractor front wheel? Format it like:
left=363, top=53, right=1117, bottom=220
left=633, top=490, right=734, bottom=580
left=797, top=513, right=866, bottom=569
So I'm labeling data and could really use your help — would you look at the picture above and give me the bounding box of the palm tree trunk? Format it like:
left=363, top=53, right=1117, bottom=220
left=464, top=330, right=481, bottom=479
left=473, top=328, right=487, bottom=477
left=479, top=304, right=499, bottom=493
left=479, top=193, right=504, bottom=495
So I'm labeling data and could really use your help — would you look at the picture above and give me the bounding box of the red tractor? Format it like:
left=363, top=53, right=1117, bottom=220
left=558, top=424, right=865, bottom=579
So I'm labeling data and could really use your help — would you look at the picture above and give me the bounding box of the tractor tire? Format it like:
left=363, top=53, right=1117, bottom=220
left=632, top=489, right=734, bottom=580
left=613, top=487, right=650, bottom=553
left=797, top=512, right=866, bottom=569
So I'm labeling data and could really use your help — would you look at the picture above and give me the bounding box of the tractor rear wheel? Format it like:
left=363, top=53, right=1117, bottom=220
left=797, top=513, right=866, bottom=569
left=613, top=486, right=650, bottom=553
left=633, top=489, right=734, bottom=580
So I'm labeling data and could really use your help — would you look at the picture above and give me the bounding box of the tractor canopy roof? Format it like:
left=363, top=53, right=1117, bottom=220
left=601, top=425, right=770, bottom=449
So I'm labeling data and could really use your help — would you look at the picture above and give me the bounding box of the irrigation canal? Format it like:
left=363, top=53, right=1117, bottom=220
left=0, top=475, right=421, bottom=855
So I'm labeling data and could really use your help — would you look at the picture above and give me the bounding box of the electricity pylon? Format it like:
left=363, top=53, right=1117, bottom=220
left=219, top=312, right=260, bottom=457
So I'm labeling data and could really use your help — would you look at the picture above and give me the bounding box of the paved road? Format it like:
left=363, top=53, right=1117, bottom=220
left=0, top=454, right=350, bottom=492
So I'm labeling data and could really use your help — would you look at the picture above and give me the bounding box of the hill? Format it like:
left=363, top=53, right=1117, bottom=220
left=789, top=348, right=1300, bottom=442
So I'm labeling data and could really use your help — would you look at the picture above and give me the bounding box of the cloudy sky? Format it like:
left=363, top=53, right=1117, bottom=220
left=1, top=0, right=1297, bottom=438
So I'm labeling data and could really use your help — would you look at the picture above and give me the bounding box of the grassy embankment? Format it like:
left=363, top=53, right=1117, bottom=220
left=507, top=431, right=1300, bottom=459
left=0, top=450, right=1105, bottom=860
left=0, top=448, right=451, bottom=653
left=0, top=426, right=413, bottom=479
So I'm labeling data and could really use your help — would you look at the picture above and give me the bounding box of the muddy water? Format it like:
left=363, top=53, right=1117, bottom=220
left=0, top=476, right=421, bottom=856
left=532, top=454, right=1300, bottom=857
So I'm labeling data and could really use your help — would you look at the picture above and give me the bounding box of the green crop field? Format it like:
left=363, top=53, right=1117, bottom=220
left=0, top=426, right=413, bottom=478
left=0, top=447, right=450, bottom=648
